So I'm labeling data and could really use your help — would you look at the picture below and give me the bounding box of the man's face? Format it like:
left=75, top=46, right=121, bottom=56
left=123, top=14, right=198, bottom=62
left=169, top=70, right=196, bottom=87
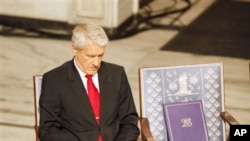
left=72, top=41, right=105, bottom=75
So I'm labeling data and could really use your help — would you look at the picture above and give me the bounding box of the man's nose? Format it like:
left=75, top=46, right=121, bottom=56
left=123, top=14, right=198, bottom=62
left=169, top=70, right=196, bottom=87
left=93, top=56, right=99, bottom=66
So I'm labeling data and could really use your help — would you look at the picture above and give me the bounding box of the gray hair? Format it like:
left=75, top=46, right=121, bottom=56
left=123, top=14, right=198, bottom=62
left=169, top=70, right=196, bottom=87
left=71, top=23, right=109, bottom=49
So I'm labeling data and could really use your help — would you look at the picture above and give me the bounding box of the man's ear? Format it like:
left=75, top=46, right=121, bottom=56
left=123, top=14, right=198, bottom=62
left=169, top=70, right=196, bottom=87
left=72, top=44, right=78, bottom=55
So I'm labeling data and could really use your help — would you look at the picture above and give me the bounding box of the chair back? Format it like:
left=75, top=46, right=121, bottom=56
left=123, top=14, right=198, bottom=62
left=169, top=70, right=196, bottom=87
left=33, top=75, right=43, bottom=141
left=139, top=63, right=226, bottom=141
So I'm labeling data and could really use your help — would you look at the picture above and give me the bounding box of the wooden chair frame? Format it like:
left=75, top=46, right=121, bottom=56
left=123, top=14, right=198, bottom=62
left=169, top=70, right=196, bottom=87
left=138, top=63, right=239, bottom=141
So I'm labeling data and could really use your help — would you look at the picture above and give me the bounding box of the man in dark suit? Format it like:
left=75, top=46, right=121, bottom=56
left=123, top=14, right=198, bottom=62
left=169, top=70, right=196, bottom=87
left=39, top=23, right=140, bottom=141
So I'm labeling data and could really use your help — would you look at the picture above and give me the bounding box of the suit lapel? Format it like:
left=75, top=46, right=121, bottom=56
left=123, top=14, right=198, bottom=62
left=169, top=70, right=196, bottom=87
left=67, top=60, right=94, bottom=119
left=98, top=64, right=113, bottom=122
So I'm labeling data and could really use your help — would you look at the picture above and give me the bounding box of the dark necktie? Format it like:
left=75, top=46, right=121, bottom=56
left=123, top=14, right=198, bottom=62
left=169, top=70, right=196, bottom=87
left=85, top=75, right=102, bottom=141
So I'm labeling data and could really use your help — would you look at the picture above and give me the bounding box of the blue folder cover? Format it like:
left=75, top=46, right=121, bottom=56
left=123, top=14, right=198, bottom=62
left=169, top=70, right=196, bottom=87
left=163, top=101, right=209, bottom=141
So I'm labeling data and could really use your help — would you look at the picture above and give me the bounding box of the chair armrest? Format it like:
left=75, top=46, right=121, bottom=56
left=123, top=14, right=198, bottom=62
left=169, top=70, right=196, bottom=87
left=140, top=118, right=156, bottom=141
left=220, top=111, right=240, bottom=125
left=220, top=111, right=240, bottom=141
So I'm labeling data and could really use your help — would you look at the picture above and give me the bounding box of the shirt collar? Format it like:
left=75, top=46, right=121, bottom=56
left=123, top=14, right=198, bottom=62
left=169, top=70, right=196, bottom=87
left=73, top=58, right=99, bottom=90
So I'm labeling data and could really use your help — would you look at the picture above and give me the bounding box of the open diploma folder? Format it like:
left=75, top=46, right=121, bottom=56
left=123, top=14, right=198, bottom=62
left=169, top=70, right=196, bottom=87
left=163, top=101, right=209, bottom=141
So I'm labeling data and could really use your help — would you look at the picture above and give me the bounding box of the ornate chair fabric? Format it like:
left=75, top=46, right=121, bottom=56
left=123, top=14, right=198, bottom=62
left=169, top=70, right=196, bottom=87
left=138, top=63, right=239, bottom=141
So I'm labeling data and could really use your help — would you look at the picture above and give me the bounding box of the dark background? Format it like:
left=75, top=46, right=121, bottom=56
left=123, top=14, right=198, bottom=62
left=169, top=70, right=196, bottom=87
left=161, top=0, right=250, bottom=59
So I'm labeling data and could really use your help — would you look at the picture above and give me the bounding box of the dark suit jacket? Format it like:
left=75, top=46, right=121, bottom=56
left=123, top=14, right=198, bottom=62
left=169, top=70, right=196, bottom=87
left=39, top=60, right=140, bottom=141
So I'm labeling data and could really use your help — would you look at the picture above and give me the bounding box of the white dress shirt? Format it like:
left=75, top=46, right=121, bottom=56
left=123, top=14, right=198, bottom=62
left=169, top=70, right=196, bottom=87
left=73, top=58, right=100, bottom=93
